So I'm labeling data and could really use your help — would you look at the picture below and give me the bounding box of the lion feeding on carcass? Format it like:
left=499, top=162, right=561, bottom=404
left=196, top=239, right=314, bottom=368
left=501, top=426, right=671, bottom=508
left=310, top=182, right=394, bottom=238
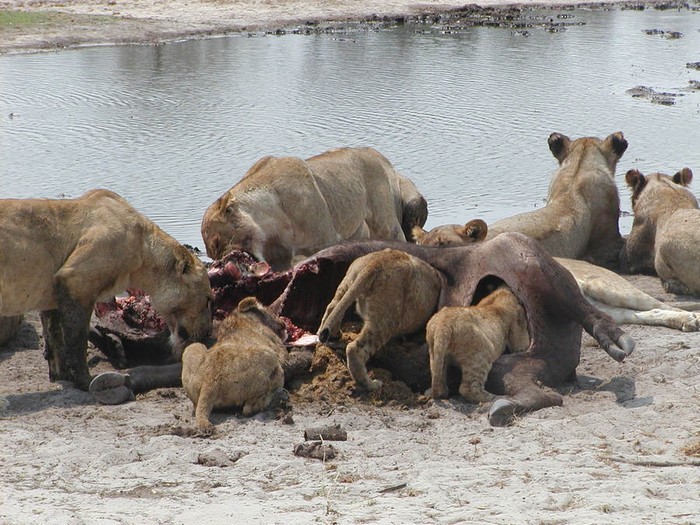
left=201, top=147, right=428, bottom=270
left=0, top=189, right=213, bottom=389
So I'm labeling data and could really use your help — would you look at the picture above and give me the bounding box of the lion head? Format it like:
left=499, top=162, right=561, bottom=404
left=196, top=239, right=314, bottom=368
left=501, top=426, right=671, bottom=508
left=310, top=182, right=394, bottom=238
left=150, top=244, right=213, bottom=360
left=412, top=219, right=488, bottom=247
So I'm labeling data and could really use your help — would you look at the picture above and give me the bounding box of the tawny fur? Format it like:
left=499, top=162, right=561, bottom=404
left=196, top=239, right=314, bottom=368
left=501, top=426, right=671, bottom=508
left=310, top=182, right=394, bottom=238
left=486, top=132, right=628, bottom=267
left=0, top=189, right=213, bottom=388
left=415, top=220, right=700, bottom=332
left=427, top=286, right=529, bottom=403
left=317, top=248, right=443, bottom=391
left=201, top=147, right=427, bottom=269
left=181, top=297, right=288, bottom=433
left=412, top=219, right=487, bottom=246
left=620, top=168, right=700, bottom=297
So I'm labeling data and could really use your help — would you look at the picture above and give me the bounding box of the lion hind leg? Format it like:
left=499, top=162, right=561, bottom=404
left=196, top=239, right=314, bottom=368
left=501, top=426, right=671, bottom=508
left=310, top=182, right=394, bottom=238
left=346, top=332, right=384, bottom=391
left=580, top=277, right=678, bottom=312
left=242, top=364, right=285, bottom=417
left=457, top=343, right=499, bottom=404
left=589, top=299, right=700, bottom=331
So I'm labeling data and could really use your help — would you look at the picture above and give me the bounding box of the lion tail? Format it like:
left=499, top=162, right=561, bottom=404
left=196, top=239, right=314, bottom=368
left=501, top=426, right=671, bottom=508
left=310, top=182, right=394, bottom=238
left=317, top=266, right=369, bottom=343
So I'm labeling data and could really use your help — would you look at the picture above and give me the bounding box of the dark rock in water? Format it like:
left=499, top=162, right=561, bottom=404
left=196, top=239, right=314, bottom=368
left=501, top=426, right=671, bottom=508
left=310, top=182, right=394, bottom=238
left=626, top=85, right=679, bottom=106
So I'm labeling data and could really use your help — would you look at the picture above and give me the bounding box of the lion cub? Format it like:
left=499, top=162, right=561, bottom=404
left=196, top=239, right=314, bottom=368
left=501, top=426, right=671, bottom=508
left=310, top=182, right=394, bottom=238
left=317, top=248, right=444, bottom=391
left=181, top=297, right=288, bottom=433
left=427, top=285, right=529, bottom=403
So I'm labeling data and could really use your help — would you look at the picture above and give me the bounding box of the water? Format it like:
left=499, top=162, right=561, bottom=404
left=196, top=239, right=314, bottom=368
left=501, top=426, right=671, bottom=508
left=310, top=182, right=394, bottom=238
left=1, top=7, right=699, bottom=250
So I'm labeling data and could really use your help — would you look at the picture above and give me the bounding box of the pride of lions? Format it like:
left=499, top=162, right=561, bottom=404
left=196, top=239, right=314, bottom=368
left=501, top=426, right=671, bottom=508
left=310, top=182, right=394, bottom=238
left=2, top=136, right=699, bottom=430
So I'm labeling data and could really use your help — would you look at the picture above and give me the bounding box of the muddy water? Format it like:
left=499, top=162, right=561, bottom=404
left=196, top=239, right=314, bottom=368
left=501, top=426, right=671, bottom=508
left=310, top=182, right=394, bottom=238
left=1, top=7, right=699, bottom=250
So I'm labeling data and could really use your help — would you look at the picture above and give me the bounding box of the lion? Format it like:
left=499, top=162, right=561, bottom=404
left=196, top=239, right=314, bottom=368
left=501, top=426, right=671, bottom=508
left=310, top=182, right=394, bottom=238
left=427, top=285, right=529, bottom=404
left=620, top=167, right=700, bottom=296
left=181, top=296, right=288, bottom=434
left=414, top=221, right=700, bottom=331
left=484, top=132, right=628, bottom=268
left=201, top=146, right=428, bottom=270
left=0, top=189, right=213, bottom=389
left=317, top=248, right=444, bottom=391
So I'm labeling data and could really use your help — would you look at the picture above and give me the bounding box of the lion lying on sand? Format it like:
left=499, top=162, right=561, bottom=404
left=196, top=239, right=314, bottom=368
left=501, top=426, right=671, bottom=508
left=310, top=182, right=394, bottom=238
left=485, top=131, right=628, bottom=268
left=201, top=147, right=428, bottom=270
left=0, top=189, right=213, bottom=389
left=317, top=248, right=444, bottom=391
left=427, top=285, right=529, bottom=404
left=620, top=168, right=700, bottom=297
left=414, top=221, right=700, bottom=331
left=181, top=297, right=288, bottom=434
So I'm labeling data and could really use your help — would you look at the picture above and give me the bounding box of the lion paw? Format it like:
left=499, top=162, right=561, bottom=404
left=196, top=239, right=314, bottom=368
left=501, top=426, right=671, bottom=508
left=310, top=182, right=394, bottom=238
left=681, top=315, right=700, bottom=332
left=89, top=372, right=135, bottom=405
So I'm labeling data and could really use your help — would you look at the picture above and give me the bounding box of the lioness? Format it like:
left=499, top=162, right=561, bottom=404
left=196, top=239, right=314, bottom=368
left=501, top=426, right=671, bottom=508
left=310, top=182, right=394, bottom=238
left=0, top=189, right=213, bottom=389
left=620, top=168, right=700, bottom=296
left=317, top=248, right=444, bottom=391
left=427, top=285, right=529, bottom=403
left=486, top=132, right=628, bottom=268
left=181, top=297, right=288, bottom=434
left=201, top=147, right=428, bottom=270
left=414, top=221, right=700, bottom=331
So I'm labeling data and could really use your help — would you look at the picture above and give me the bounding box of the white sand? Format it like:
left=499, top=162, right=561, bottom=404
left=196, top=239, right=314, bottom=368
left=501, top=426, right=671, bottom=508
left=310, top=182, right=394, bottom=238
left=1, top=1, right=699, bottom=523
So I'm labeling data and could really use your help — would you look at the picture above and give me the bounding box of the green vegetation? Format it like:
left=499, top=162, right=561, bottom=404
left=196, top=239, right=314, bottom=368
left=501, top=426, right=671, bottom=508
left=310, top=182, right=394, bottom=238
left=0, top=10, right=112, bottom=29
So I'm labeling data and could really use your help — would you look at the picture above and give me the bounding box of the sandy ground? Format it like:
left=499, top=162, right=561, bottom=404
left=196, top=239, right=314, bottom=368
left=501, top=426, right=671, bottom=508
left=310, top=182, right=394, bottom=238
left=1, top=273, right=699, bottom=524
left=0, top=0, right=664, bottom=54
left=1, top=0, right=699, bottom=523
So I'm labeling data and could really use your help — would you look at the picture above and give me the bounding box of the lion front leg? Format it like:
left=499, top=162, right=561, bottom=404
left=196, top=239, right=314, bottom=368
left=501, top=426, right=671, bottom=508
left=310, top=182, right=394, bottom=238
left=40, top=304, right=92, bottom=390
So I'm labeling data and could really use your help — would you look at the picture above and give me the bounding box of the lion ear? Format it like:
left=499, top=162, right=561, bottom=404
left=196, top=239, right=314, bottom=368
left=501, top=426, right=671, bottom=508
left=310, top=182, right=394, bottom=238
left=412, top=225, right=427, bottom=244
left=608, top=131, right=628, bottom=157
left=463, top=219, right=487, bottom=242
left=625, top=169, right=645, bottom=190
left=548, top=132, right=570, bottom=163
left=673, top=167, right=693, bottom=186
left=175, top=247, right=193, bottom=275
left=238, top=296, right=261, bottom=312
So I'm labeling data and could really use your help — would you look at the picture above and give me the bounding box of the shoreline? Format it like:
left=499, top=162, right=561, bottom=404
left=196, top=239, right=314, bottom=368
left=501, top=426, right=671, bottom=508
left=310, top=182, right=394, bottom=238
left=0, top=0, right=688, bottom=55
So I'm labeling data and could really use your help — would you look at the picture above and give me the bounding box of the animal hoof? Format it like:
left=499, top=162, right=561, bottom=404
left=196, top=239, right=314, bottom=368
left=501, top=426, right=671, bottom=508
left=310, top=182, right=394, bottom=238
left=488, top=398, right=518, bottom=427
left=617, top=334, right=635, bottom=356
left=89, top=372, right=134, bottom=405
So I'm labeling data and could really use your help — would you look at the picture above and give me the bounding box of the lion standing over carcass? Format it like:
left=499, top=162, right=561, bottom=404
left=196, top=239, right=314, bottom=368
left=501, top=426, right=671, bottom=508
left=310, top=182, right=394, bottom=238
left=317, top=248, right=444, bottom=391
left=486, top=131, right=628, bottom=268
left=0, top=189, right=213, bottom=389
left=182, top=297, right=288, bottom=434
left=620, top=167, right=700, bottom=296
left=201, top=147, right=428, bottom=270
left=427, top=285, right=529, bottom=404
